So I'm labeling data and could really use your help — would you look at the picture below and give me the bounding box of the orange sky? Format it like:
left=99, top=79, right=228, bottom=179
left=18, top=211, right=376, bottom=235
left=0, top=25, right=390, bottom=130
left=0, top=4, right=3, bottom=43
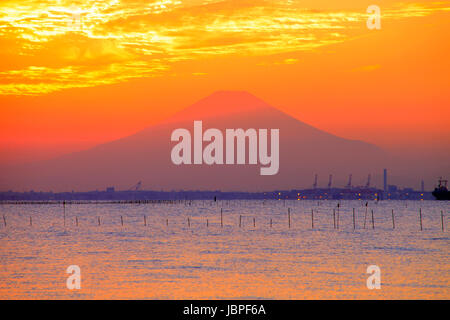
left=0, top=0, right=449, bottom=164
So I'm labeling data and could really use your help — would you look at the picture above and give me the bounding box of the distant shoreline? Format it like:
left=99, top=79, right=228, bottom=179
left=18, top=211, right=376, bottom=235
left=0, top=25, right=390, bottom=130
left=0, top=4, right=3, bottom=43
left=0, top=188, right=434, bottom=201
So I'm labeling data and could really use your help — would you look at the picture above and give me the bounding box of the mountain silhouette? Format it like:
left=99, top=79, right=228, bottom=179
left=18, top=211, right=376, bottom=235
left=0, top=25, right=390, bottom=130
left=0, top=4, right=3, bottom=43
left=0, top=91, right=388, bottom=191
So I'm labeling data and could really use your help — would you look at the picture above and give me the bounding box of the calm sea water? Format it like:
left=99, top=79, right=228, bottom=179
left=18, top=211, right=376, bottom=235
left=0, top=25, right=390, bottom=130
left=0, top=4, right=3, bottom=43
left=0, top=200, right=448, bottom=299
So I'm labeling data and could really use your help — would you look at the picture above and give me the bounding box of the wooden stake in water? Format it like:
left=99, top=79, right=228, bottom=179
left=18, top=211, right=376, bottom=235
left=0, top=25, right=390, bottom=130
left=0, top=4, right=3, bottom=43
left=311, top=209, right=314, bottom=229
left=333, top=209, right=336, bottom=229
left=288, top=208, right=291, bottom=229
left=220, top=209, right=223, bottom=228
left=337, top=204, right=340, bottom=229
left=363, top=207, right=368, bottom=229
left=120, top=215, right=123, bottom=226
left=76, top=216, right=78, bottom=227
left=270, top=218, right=272, bottom=228
left=98, top=216, right=101, bottom=226
left=166, top=219, right=169, bottom=227
left=30, top=216, right=32, bottom=227
left=419, top=208, right=423, bottom=231
left=207, top=219, right=209, bottom=228
left=2, top=215, right=6, bottom=227
left=441, top=211, right=444, bottom=231
left=188, top=217, right=190, bottom=228
left=352, top=208, right=355, bottom=230
left=239, top=215, right=242, bottom=228
left=144, top=215, right=147, bottom=226
left=391, top=210, right=395, bottom=229
left=253, top=217, right=256, bottom=228
left=63, top=201, right=66, bottom=227
left=371, top=210, right=375, bottom=229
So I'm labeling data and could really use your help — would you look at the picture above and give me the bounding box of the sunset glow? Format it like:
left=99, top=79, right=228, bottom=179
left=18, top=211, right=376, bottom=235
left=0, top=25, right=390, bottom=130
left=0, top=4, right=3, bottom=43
left=0, top=0, right=449, bottom=166
left=1, top=1, right=448, bottom=95
left=0, top=1, right=449, bottom=303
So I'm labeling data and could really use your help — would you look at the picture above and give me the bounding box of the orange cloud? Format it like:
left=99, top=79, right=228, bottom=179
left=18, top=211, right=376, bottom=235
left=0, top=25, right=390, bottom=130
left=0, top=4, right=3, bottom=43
left=0, top=0, right=449, bottom=95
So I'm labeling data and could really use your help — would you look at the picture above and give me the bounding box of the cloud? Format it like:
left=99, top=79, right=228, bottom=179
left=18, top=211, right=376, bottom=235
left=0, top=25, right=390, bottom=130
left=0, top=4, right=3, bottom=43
left=0, top=0, right=448, bottom=95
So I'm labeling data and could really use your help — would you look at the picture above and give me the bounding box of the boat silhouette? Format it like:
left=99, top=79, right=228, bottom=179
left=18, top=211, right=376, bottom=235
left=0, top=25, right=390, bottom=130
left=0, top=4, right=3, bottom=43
left=432, top=178, right=450, bottom=200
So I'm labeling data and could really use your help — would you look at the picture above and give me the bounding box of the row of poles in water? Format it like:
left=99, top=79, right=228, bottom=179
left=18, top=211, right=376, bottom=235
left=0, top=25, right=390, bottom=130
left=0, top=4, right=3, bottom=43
left=1, top=205, right=446, bottom=231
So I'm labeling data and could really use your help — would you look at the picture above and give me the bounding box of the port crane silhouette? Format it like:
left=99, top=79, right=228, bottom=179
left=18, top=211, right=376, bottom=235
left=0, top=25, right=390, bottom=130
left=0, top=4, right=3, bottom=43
left=346, top=174, right=352, bottom=189
left=365, top=174, right=371, bottom=188
left=327, top=174, right=333, bottom=189
left=128, top=181, right=142, bottom=191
